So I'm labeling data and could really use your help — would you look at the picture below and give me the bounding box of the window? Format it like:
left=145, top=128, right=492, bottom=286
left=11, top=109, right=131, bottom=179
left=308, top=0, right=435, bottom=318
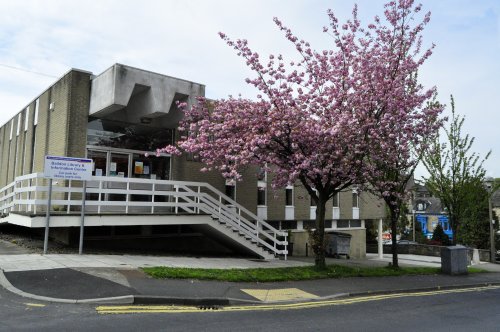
left=34, top=99, right=39, bottom=126
left=333, top=193, right=339, bottom=207
left=30, top=126, right=37, bottom=173
left=9, top=119, right=13, bottom=140
left=257, top=187, right=266, bottom=206
left=285, top=186, right=293, bottom=206
left=352, top=192, right=359, bottom=208
left=87, top=117, right=175, bottom=152
left=257, top=167, right=267, bottom=206
left=24, top=107, right=29, bottom=131
left=310, top=189, right=318, bottom=207
left=88, top=150, right=108, bottom=176
left=16, top=113, right=21, bottom=136
left=132, top=153, right=170, bottom=180
left=110, top=153, right=129, bottom=177
left=257, top=167, right=266, bottom=181
left=225, top=184, right=236, bottom=201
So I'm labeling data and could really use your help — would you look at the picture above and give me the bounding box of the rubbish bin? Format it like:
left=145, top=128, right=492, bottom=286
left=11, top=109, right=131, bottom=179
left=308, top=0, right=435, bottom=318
left=326, top=231, right=352, bottom=259
left=441, top=245, right=468, bottom=275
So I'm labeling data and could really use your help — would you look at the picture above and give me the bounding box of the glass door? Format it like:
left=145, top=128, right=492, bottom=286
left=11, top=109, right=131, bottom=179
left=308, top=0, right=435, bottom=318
left=109, top=153, right=129, bottom=202
left=109, top=153, right=129, bottom=178
left=88, top=150, right=107, bottom=176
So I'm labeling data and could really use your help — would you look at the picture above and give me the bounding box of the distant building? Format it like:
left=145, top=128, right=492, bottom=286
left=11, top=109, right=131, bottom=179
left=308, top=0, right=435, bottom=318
left=409, top=182, right=451, bottom=240
left=492, top=189, right=500, bottom=230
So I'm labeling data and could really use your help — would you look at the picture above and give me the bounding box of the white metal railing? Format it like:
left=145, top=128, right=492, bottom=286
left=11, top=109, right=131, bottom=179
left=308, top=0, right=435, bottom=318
left=0, top=173, right=288, bottom=257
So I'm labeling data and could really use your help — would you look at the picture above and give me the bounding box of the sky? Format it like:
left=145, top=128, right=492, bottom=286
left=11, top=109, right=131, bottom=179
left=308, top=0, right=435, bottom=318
left=0, top=0, right=498, bottom=178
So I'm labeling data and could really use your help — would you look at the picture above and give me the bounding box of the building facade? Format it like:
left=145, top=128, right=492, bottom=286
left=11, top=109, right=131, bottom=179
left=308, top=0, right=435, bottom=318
left=0, top=64, right=386, bottom=258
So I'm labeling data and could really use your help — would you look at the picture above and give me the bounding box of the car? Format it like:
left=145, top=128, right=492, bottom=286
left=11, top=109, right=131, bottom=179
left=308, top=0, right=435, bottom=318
left=397, top=240, right=418, bottom=245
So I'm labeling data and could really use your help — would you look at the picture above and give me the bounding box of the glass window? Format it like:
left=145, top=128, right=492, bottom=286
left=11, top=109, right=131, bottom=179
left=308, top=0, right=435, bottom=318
left=257, top=167, right=266, bottom=181
left=333, top=193, right=339, bottom=207
left=132, top=154, right=170, bottom=180
left=110, top=153, right=129, bottom=177
left=88, top=150, right=107, bottom=176
left=30, top=128, right=37, bottom=172
left=350, top=220, right=361, bottom=227
left=352, top=192, right=359, bottom=208
left=16, top=113, right=21, bottom=136
left=34, top=99, right=39, bottom=126
left=310, top=194, right=317, bottom=207
left=87, top=117, right=174, bottom=151
left=337, top=220, right=349, bottom=228
left=225, top=185, right=235, bottom=201
left=24, top=107, right=29, bottom=131
left=285, top=187, right=293, bottom=206
left=257, top=187, right=266, bottom=206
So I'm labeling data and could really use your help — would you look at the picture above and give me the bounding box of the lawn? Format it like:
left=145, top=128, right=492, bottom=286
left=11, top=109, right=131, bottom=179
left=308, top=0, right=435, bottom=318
left=142, top=265, right=486, bottom=282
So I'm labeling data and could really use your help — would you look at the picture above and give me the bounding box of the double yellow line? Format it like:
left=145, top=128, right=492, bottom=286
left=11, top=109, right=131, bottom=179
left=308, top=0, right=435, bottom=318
left=96, top=285, right=500, bottom=315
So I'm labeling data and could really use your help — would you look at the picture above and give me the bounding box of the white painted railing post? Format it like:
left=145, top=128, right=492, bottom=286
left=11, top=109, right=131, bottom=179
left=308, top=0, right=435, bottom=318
left=98, top=179, right=102, bottom=214
left=34, top=176, right=38, bottom=214
left=0, top=173, right=286, bottom=258
left=255, top=220, right=259, bottom=240
left=151, top=182, right=155, bottom=214
left=175, top=185, right=179, bottom=214
left=12, top=178, right=17, bottom=212
left=67, top=180, right=72, bottom=214
left=284, top=233, right=288, bottom=261
left=125, top=180, right=130, bottom=214
left=197, top=186, right=201, bottom=214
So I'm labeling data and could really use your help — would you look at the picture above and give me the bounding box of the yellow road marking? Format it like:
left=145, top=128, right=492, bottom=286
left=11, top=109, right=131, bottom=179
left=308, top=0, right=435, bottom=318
left=25, top=303, right=46, bottom=308
left=96, top=285, right=500, bottom=315
left=241, top=288, right=319, bottom=302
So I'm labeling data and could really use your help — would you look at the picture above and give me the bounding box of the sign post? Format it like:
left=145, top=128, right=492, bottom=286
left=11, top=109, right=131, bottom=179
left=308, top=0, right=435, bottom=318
left=43, top=156, right=92, bottom=255
left=43, top=179, right=53, bottom=255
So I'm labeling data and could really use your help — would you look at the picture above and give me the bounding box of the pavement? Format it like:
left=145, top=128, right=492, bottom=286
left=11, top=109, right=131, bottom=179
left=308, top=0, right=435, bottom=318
left=1, top=239, right=499, bottom=305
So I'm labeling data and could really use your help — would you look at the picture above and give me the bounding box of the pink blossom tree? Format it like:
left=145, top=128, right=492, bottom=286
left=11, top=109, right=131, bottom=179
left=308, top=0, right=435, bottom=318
left=161, top=0, right=443, bottom=268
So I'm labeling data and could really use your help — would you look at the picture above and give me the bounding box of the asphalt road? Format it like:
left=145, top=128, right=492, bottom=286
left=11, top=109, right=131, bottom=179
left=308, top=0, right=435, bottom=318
left=1, top=284, right=499, bottom=331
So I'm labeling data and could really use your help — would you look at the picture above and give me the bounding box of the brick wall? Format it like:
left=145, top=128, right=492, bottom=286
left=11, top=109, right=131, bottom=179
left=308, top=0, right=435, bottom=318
left=0, top=69, right=91, bottom=188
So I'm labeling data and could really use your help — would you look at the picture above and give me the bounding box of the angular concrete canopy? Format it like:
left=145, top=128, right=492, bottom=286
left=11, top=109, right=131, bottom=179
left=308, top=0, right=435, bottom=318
left=89, top=64, right=205, bottom=127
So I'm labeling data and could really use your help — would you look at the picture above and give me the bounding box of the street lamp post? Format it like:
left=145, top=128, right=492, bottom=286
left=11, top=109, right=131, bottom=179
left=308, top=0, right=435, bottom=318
left=484, top=177, right=496, bottom=263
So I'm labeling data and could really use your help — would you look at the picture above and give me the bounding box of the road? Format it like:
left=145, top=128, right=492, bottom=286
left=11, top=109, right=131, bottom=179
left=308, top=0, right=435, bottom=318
left=0, top=285, right=499, bottom=331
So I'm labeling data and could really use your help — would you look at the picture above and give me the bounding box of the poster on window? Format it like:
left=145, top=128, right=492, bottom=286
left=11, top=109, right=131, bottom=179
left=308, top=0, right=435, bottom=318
left=134, top=161, right=144, bottom=174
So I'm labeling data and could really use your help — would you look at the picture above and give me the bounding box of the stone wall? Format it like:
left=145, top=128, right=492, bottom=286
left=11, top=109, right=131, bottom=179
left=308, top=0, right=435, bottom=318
left=366, top=243, right=492, bottom=262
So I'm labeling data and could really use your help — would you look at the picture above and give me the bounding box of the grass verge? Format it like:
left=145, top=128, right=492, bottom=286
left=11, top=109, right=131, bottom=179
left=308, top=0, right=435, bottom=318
left=142, top=265, right=486, bottom=282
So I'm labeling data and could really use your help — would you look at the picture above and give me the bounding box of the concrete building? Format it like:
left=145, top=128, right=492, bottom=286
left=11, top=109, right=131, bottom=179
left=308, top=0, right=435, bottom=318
left=0, top=64, right=386, bottom=259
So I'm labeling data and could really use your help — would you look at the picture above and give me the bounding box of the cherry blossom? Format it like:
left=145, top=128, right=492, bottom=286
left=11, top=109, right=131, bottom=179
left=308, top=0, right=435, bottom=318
left=161, top=0, right=444, bottom=268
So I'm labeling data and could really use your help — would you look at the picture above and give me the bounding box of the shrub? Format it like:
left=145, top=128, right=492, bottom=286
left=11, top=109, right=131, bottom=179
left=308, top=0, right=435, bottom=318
left=432, top=224, right=450, bottom=246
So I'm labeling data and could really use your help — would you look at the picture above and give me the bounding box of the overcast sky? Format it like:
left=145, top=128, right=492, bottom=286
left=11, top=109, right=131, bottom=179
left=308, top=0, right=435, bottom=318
left=0, top=0, right=498, bottom=178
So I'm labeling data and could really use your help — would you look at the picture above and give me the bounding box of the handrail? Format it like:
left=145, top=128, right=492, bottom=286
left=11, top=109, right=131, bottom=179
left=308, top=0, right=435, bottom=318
left=0, top=173, right=287, bottom=257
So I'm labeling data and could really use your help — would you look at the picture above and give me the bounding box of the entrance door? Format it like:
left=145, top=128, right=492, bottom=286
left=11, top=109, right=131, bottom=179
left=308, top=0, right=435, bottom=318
left=130, top=154, right=171, bottom=212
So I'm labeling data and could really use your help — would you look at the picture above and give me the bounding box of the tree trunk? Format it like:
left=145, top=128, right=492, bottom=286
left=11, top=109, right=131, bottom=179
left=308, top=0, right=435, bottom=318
left=390, top=210, right=399, bottom=268
left=314, top=196, right=328, bottom=269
